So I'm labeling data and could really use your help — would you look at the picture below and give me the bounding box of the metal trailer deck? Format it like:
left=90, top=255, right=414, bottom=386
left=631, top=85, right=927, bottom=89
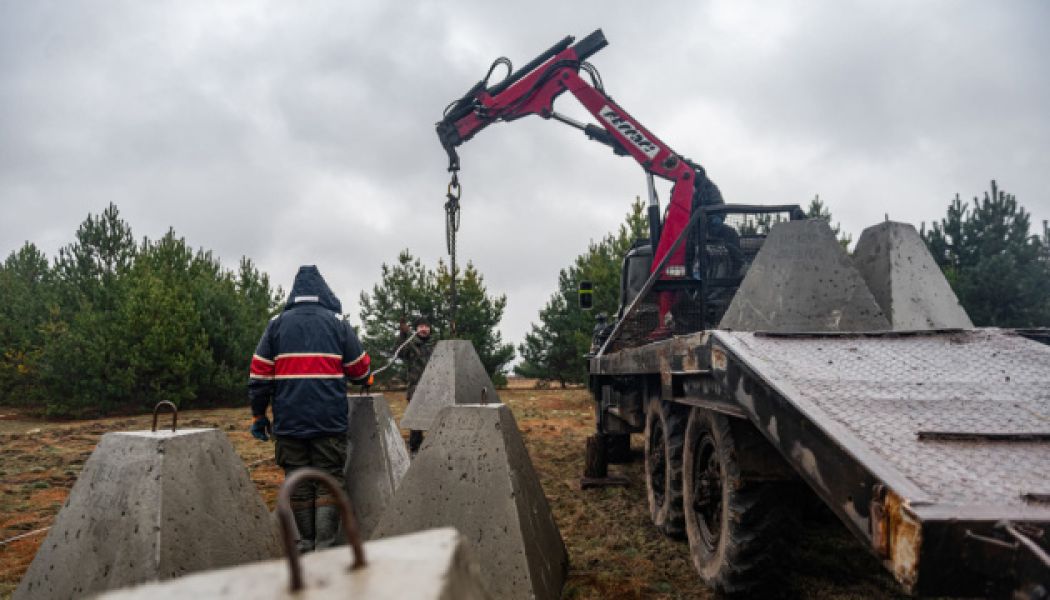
left=709, top=328, right=1050, bottom=594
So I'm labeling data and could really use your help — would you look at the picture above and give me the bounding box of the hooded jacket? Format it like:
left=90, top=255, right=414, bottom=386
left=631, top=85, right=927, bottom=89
left=248, top=266, right=370, bottom=437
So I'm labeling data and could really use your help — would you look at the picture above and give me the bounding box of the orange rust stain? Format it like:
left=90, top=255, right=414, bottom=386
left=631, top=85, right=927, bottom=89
left=883, top=490, right=922, bottom=591
left=711, top=347, right=728, bottom=371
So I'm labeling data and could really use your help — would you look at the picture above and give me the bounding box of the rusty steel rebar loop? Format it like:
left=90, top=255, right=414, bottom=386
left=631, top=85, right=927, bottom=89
left=151, top=401, right=178, bottom=433
left=275, top=468, right=367, bottom=591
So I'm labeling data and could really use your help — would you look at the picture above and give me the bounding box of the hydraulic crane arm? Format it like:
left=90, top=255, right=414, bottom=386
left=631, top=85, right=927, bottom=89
left=436, top=29, right=716, bottom=288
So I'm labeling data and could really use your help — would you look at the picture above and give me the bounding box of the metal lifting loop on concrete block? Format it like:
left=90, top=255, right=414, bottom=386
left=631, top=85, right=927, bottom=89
left=152, top=401, right=178, bottom=432
left=276, top=468, right=366, bottom=591
left=480, top=387, right=488, bottom=405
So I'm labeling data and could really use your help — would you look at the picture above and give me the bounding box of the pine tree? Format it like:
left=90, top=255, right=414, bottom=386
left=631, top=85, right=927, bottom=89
left=516, top=199, right=648, bottom=385
left=0, top=243, right=54, bottom=405
left=225, top=257, right=284, bottom=399
left=514, top=290, right=580, bottom=385
left=358, top=250, right=439, bottom=385
left=435, top=261, right=515, bottom=385
left=358, top=250, right=513, bottom=385
left=806, top=195, right=852, bottom=249
left=122, top=233, right=212, bottom=408
left=43, top=204, right=138, bottom=415
left=923, top=181, right=1050, bottom=326
left=53, top=203, right=136, bottom=308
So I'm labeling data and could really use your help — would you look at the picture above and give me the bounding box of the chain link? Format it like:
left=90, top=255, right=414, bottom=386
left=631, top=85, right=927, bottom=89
left=444, top=172, right=461, bottom=336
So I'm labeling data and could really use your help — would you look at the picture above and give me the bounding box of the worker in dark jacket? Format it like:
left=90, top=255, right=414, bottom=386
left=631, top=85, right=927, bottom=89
left=248, top=265, right=370, bottom=552
left=398, top=315, right=435, bottom=454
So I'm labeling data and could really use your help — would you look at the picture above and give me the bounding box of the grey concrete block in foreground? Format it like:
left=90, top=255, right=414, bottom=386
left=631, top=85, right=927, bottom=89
left=719, top=219, right=890, bottom=332
left=853, top=221, right=973, bottom=330
left=344, top=393, right=410, bottom=539
left=374, top=404, right=568, bottom=600
left=399, top=340, right=500, bottom=431
left=97, top=527, right=490, bottom=599
left=15, top=428, right=281, bottom=600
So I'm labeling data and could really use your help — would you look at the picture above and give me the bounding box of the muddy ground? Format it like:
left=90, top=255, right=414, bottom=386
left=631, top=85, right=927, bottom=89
left=0, top=386, right=907, bottom=599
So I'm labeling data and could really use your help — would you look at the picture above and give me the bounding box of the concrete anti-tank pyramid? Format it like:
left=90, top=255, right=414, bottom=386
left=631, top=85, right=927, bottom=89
left=399, top=340, right=500, bottom=431
left=719, top=219, right=890, bottom=332
left=96, top=527, right=490, bottom=599
left=343, top=393, right=410, bottom=538
left=852, top=220, right=973, bottom=330
left=373, top=403, right=568, bottom=600
left=14, top=428, right=281, bottom=600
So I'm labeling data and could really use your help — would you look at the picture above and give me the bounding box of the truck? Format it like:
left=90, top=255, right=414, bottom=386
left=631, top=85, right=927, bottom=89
left=435, top=29, right=1050, bottom=597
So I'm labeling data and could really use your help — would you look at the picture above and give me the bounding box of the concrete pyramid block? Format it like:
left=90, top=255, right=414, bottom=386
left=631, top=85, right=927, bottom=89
left=373, top=404, right=568, bottom=600
left=97, top=527, right=490, bottom=599
left=852, top=220, right=973, bottom=330
left=399, top=340, right=500, bottom=431
left=719, top=219, right=890, bottom=332
left=343, top=393, right=410, bottom=538
left=14, top=428, right=281, bottom=600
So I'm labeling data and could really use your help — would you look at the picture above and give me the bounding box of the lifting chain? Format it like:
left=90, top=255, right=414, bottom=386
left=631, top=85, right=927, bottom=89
left=445, top=172, right=461, bottom=337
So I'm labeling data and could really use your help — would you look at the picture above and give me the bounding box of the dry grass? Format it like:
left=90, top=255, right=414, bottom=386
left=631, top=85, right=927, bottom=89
left=0, top=388, right=907, bottom=599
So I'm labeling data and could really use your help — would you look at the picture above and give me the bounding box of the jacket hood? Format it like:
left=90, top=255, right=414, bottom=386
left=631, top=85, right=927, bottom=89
left=285, top=265, right=342, bottom=313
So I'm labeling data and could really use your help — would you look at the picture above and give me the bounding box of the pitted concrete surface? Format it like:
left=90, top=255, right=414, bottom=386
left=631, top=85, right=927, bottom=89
left=852, top=221, right=973, bottom=330
left=400, top=340, right=500, bottom=431
left=97, top=527, right=490, bottom=599
left=719, top=219, right=890, bottom=332
left=344, top=394, right=410, bottom=539
left=14, top=429, right=281, bottom=600
left=373, top=404, right=567, bottom=600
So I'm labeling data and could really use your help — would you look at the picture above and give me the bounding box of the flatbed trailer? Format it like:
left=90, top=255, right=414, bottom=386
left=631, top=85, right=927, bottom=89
left=589, top=327, right=1050, bottom=596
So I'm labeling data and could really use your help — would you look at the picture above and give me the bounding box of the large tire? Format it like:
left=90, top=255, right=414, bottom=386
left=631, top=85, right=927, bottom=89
left=644, top=398, right=686, bottom=538
left=683, top=407, right=792, bottom=596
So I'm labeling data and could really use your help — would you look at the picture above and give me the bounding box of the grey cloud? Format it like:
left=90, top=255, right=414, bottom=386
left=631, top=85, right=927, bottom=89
left=2, top=1, right=1048, bottom=348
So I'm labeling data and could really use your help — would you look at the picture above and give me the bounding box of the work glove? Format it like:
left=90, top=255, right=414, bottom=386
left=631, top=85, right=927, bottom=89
left=250, top=415, right=272, bottom=442
left=350, top=373, right=374, bottom=389
left=398, top=317, right=410, bottom=335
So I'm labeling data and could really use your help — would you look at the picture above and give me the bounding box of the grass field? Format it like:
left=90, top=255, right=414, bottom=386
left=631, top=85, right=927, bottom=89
left=0, top=386, right=908, bottom=599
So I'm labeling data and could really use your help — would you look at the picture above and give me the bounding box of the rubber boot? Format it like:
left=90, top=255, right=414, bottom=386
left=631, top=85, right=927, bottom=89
left=314, top=503, right=341, bottom=550
left=408, top=430, right=424, bottom=455
left=292, top=507, right=316, bottom=553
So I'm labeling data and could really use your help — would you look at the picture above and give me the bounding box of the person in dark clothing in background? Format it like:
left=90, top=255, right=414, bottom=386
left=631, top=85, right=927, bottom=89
left=248, top=265, right=371, bottom=552
left=398, top=315, right=435, bottom=454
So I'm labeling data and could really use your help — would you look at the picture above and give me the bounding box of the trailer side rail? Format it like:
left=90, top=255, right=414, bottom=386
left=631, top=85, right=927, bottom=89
left=710, top=328, right=1050, bottom=594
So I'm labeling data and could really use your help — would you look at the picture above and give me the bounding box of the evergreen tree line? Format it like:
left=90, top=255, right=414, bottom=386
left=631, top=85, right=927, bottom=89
left=517, top=181, right=1050, bottom=385
left=0, top=204, right=282, bottom=417
left=2, top=181, right=1044, bottom=411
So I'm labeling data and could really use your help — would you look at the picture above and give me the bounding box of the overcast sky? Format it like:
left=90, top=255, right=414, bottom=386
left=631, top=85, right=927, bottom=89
left=2, top=1, right=1048, bottom=350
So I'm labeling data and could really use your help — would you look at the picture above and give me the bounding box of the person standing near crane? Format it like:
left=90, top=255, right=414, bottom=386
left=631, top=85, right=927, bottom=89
left=248, top=265, right=371, bottom=552
left=397, top=315, right=435, bottom=454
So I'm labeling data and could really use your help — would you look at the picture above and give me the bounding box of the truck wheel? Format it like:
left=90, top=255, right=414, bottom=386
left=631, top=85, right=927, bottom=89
left=683, top=407, right=789, bottom=596
left=644, top=398, right=686, bottom=538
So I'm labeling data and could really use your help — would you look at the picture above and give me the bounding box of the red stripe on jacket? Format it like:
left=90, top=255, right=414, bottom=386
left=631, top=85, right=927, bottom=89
left=275, top=355, right=343, bottom=378
left=343, top=353, right=371, bottom=380
left=250, top=355, right=276, bottom=379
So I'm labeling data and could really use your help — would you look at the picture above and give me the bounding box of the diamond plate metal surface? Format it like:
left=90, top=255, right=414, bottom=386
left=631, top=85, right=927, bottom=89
left=714, top=329, right=1050, bottom=508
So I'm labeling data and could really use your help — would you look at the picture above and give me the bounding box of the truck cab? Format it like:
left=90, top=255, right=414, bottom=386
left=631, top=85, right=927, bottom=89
left=592, top=203, right=806, bottom=354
